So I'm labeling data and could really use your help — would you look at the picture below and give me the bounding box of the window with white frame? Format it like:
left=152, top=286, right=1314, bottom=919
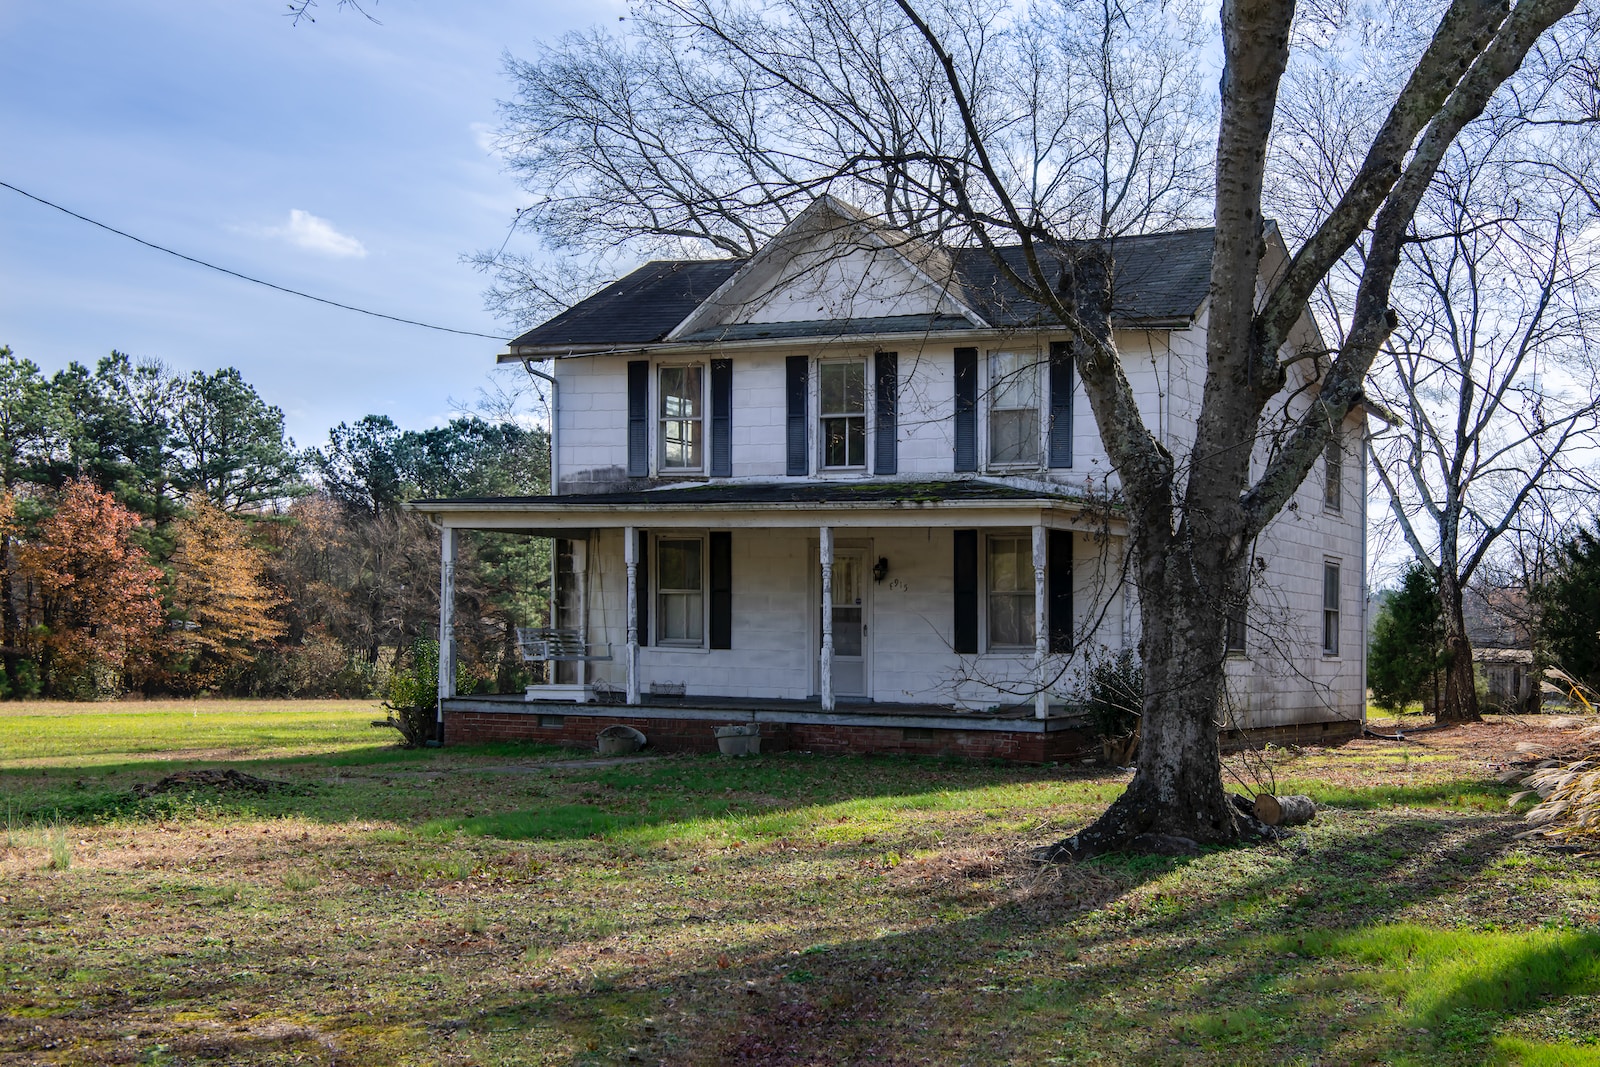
left=820, top=360, right=867, bottom=468
left=1322, top=561, right=1341, bottom=655
left=659, top=365, right=704, bottom=470
left=987, top=535, right=1036, bottom=649
left=657, top=537, right=705, bottom=645
left=988, top=351, right=1041, bottom=466
left=1324, top=426, right=1343, bottom=512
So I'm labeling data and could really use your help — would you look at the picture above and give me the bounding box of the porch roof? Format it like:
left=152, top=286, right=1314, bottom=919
left=408, top=478, right=1117, bottom=532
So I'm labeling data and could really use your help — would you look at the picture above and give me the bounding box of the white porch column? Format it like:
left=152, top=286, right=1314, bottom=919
left=573, top=539, right=589, bottom=693
left=820, top=526, right=835, bottom=711
left=1033, top=523, right=1049, bottom=719
left=437, top=525, right=457, bottom=729
left=624, top=526, right=640, bottom=706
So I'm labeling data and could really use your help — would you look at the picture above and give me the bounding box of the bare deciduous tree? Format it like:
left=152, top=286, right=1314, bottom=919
left=487, top=0, right=1583, bottom=854
left=1272, top=7, right=1600, bottom=724
left=478, top=0, right=1216, bottom=326
left=1370, top=156, right=1600, bottom=722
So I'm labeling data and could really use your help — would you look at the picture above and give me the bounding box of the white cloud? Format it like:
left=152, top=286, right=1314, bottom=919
left=260, top=209, right=368, bottom=258
left=470, top=121, right=499, bottom=156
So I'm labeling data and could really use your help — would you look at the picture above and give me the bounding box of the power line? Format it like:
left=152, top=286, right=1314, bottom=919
left=0, top=179, right=511, bottom=342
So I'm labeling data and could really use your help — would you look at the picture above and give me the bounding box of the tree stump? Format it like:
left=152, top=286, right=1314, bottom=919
left=1253, top=793, right=1316, bottom=827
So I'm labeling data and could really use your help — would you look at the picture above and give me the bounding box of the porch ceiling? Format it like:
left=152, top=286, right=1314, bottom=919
left=407, top=478, right=1121, bottom=532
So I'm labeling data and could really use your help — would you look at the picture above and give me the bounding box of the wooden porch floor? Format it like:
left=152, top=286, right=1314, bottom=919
left=443, top=692, right=1089, bottom=732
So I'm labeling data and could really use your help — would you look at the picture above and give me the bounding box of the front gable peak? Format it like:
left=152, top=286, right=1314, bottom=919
left=666, top=196, right=989, bottom=341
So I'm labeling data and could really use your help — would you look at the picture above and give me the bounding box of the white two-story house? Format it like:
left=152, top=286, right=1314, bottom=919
left=414, top=197, right=1369, bottom=760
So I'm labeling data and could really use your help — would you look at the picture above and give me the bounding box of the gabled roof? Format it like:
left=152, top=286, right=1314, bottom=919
left=505, top=209, right=1216, bottom=355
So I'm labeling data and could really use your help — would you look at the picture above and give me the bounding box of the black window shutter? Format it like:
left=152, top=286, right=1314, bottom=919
left=627, top=360, right=649, bottom=478
left=785, top=356, right=809, bottom=476
left=636, top=529, right=649, bottom=647
left=953, top=529, right=978, bottom=654
left=1048, top=529, right=1073, bottom=652
left=711, top=359, right=732, bottom=477
left=1048, top=342, right=1074, bottom=469
left=709, top=531, right=732, bottom=649
left=954, top=348, right=978, bottom=472
left=874, top=351, right=898, bottom=475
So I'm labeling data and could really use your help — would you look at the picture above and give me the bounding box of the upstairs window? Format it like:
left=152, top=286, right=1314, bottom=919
left=989, top=351, right=1040, bottom=466
left=657, top=537, right=704, bottom=646
left=987, top=535, right=1036, bottom=649
left=1324, top=426, right=1343, bottom=512
left=659, top=366, right=704, bottom=470
left=1322, top=561, right=1341, bottom=656
left=820, top=360, right=866, bottom=468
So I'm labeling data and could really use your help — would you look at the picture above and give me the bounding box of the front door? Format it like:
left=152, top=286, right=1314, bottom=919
left=824, top=549, right=868, bottom=698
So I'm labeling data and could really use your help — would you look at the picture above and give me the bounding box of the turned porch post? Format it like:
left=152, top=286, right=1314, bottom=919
left=624, top=526, right=640, bottom=705
left=820, top=526, right=835, bottom=711
left=1033, top=523, right=1049, bottom=719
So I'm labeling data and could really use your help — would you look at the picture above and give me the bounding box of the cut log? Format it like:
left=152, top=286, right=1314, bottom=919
left=1253, top=793, right=1316, bottom=827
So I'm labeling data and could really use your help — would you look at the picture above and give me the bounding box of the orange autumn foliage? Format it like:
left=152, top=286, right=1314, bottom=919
left=167, top=498, right=287, bottom=690
left=11, top=479, right=165, bottom=695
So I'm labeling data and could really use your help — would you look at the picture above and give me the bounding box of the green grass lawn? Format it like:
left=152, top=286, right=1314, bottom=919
left=2, top=702, right=1597, bottom=1065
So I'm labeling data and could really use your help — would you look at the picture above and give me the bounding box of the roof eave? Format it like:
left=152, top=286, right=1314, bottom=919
left=502, top=316, right=1197, bottom=360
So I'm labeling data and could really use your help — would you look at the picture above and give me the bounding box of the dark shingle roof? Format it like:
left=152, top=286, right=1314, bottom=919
left=954, top=228, right=1214, bottom=327
left=512, top=260, right=744, bottom=348
left=507, top=228, right=1214, bottom=351
left=414, top=478, right=1087, bottom=509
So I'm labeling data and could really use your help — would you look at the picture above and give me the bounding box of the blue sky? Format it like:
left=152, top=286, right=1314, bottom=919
left=0, top=0, right=622, bottom=449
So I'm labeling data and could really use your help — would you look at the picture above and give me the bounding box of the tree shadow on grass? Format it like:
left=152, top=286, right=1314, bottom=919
left=423, top=811, right=1592, bottom=1066
left=1, top=747, right=1098, bottom=836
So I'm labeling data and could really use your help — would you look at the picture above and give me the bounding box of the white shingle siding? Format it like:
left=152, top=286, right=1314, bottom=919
left=551, top=322, right=1364, bottom=721
left=554, top=327, right=1198, bottom=489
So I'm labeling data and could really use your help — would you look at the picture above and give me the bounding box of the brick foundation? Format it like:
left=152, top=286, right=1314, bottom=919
left=441, top=704, right=1357, bottom=763
left=1220, top=718, right=1362, bottom=750
left=443, top=708, right=1098, bottom=762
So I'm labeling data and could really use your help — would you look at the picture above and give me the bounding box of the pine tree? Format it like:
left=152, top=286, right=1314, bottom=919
left=1368, top=561, right=1445, bottom=714
left=1538, top=523, right=1600, bottom=693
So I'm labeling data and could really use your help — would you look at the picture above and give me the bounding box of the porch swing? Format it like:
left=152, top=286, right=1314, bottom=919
left=514, top=627, right=613, bottom=663
left=516, top=539, right=612, bottom=703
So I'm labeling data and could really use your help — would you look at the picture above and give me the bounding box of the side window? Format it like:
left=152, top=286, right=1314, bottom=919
left=659, top=366, right=704, bottom=471
left=1324, top=426, right=1343, bottom=512
left=1225, top=608, right=1246, bottom=654
left=657, top=537, right=705, bottom=646
left=989, top=351, right=1040, bottom=466
left=986, top=534, right=1035, bottom=650
left=819, top=360, right=867, bottom=468
left=1322, top=561, right=1341, bottom=656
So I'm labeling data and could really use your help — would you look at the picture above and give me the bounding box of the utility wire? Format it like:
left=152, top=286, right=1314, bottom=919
left=0, top=179, right=511, bottom=342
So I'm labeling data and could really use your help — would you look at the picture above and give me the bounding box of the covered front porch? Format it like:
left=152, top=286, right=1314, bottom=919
left=413, top=479, right=1132, bottom=750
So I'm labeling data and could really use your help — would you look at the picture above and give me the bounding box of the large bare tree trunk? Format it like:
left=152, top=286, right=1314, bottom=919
left=1042, top=533, right=1252, bottom=859
left=1436, top=571, right=1482, bottom=723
